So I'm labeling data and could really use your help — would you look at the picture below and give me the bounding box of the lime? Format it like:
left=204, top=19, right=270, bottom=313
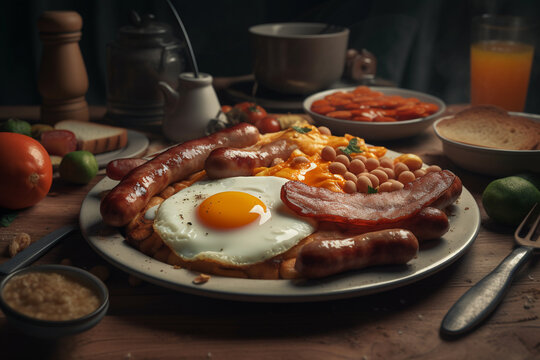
left=0, top=118, right=32, bottom=136
left=515, top=173, right=540, bottom=190
left=59, top=151, right=98, bottom=184
left=482, top=176, right=540, bottom=226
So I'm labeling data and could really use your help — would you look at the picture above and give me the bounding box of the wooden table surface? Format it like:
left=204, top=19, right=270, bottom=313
left=0, top=106, right=538, bottom=360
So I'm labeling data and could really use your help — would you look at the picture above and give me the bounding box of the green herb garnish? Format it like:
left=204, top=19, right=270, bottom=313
left=292, top=126, right=312, bottom=134
left=0, top=209, right=18, bottom=227
left=367, top=185, right=378, bottom=194
left=338, top=137, right=363, bottom=156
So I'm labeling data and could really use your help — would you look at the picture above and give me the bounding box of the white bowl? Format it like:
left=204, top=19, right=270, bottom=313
left=433, top=112, right=540, bottom=176
left=303, top=86, right=446, bottom=141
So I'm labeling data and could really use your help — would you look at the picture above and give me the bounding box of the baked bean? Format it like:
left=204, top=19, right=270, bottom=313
left=352, top=155, right=367, bottom=163
left=395, top=154, right=423, bottom=171
left=378, top=181, right=394, bottom=192
left=343, top=171, right=358, bottom=183
left=398, top=170, right=416, bottom=184
left=426, top=165, right=442, bottom=173
left=365, top=157, right=380, bottom=171
left=329, top=161, right=348, bottom=175
left=318, top=126, right=332, bottom=135
left=394, top=162, right=409, bottom=177
left=414, top=169, right=426, bottom=178
left=380, top=167, right=395, bottom=179
left=370, top=169, right=388, bottom=183
left=348, top=159, right=366, bottom=174
left=356, top=175, right=372, bottom=193
left=365, top=173, right=380, bottom=188
left=292, top=156, right=309, bottom=166
left=389, top=179, right=405, bottom=191
left=343, top=180, right=357, bottom=194
left=379, top=157, right=394, bottom=169
left=321, top=146, right=336, bottom=161
left=335, top=154, right=350, bottom=167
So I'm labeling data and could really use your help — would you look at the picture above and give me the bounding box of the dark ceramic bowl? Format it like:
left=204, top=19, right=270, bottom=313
left=0, top=264, right=109, bottom=338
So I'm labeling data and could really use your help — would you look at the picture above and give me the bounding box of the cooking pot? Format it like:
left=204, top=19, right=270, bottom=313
left=249, top=23, right=349, bottom=94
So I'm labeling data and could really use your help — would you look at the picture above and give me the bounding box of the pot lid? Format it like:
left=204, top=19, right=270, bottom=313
left=116, top=10, right=179, bottom=47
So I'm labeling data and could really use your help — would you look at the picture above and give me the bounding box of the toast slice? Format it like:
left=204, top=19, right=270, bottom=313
left=436, top=105, right=540, bottom=150
left=55, top=120, right=128, bottom=154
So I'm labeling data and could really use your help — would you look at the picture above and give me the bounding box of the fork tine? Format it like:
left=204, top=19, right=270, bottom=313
left=514, top=203, right=540, bottom=245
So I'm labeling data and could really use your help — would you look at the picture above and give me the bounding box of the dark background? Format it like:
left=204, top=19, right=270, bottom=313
left=1, top=0, right=539, bottom=113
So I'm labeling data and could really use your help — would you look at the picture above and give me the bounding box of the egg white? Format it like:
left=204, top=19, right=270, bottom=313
left=153, top=176, right=317, bottom=266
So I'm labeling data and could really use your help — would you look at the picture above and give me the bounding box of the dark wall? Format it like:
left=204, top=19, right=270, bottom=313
left=1, top=0, right=539, bottom=113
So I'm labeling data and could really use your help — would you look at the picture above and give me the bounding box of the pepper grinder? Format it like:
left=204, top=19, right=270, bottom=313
left=37, top=11, right=89, bottom=124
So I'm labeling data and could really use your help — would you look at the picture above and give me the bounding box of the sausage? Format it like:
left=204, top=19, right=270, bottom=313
left=430, top=174, right=462, bottom=209
left=319, top=206, right=449, bottom=241
left=204, top=139, right=297, bottom=179
left=295, top=229, right=419, bottom=278
left=106, top=158, right=147, bottom=180
left=100, top=123, right=260, bottom=227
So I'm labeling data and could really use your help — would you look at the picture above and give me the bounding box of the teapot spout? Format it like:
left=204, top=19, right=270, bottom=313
left=158, top=81, right=179, bottom=113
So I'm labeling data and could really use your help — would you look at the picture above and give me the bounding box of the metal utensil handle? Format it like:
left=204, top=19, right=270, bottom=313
left=0, top=225, right=77, bottom=276
left=440, top=246, right=533, bottom=336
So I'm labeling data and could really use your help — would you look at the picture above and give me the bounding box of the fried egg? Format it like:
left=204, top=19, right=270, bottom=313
left=153, top=176, right=317, bottom=266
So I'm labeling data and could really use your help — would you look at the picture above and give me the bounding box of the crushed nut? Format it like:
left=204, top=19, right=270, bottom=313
left=173, top=265, right=182, bottom=269
left=193, top=273, right=210, bottom=285
left=8, top=233, right=32, bottom=257
left=90, top=265, right=110, bottom=282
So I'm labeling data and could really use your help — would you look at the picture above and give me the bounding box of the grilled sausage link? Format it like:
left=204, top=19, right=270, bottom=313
left=100, top=123, right=260, bottom=227
left=204, top=139, right=297, bottom=179
left=295, top=229, right=419, bottom=278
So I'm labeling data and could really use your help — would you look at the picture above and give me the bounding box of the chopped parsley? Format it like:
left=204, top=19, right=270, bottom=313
left=338, top=137, right=363, bottom=156
left=0, top=209, right=18, bottom=227
left=292, top=126, right=312, bottom=134
left=367, top=185, right=378, bottom=194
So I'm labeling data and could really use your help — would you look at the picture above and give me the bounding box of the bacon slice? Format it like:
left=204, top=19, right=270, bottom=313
left=280, top=170, right=460, bottom=226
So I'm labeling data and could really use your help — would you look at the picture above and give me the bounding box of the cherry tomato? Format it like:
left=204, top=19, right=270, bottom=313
left=40, top=130, right=77, bottom=156
left=0, top=133, right=53, bottom=209
left=254, top=116, right=281, bottom=134
left=234, top=102, right=267, bottom=124
left=221, top=105, right=233, bottom=113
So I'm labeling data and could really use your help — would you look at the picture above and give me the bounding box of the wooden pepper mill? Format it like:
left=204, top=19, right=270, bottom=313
left=38, top=11, right=89, bottom=124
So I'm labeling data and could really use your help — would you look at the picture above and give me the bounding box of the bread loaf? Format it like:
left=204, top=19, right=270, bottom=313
left=55, top=120, right=128, bottom=154
left=436, top=105, right=540, bottom=150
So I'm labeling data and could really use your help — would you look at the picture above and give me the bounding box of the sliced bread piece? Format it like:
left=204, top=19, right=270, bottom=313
left=55, top=120, right=128, bottom=154
left=436, top=105, right=540, bottom=150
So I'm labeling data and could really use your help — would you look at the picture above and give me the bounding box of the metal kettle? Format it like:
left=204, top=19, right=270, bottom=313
left=105, top=11, right=184, bottom=125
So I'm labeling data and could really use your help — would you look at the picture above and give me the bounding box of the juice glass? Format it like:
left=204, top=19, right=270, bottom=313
left=470, top=15, right=535, bottom=112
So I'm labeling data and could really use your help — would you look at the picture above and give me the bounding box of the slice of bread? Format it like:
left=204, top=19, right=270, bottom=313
left=436, top=105, right=540, bottom=150
left=55, top=120, right=128, bottom=154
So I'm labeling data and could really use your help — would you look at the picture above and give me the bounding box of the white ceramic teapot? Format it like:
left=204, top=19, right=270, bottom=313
left=159, top=72, right=221, bottom=142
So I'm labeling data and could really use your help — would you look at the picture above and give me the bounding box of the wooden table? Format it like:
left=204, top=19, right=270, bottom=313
left=0, top=106, right=538, bottom=359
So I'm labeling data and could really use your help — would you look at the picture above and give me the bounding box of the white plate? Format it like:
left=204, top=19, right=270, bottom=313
left=433, top=112, right=540, bottom=176
left=80, top=149, right=480, bottom=302
left=95, top=130, right=149, bottom=168
left=303, top=87, right=446, bottom=141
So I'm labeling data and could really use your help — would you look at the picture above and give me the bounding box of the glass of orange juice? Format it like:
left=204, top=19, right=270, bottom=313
left=470, top=15, right=535, bottom=112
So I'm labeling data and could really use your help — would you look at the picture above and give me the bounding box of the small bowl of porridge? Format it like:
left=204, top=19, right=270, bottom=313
left=0, top=264, right=109, bottom=338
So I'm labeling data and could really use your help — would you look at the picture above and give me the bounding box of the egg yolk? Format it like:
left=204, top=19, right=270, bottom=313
left=197, top=191, right=269, bottom=230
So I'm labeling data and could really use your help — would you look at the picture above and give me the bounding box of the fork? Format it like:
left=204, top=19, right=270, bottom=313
left=440, top=202, right=540, bottom=336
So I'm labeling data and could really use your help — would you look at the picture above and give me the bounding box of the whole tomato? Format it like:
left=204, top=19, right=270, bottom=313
left=0, top=133, right=53, bottom=209
left=234, top=102, right=267, bottom=124
left=254, top=116, right=281, bottom=134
